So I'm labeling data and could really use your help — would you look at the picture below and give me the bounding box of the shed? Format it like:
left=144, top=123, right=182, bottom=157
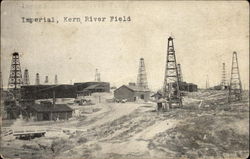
left=178, top=82, right=198, bottom=92
left=30, top=101, right=73, bottom=121
left=187, top=83, right=198, bottom=92
left=74, top=82, right=110, bottom=96
left=114, top=85, right=150, bottom=102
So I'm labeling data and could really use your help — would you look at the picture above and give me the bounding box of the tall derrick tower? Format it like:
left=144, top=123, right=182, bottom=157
left=44, top=76, right=49, bottom=84
left=95, top=69, right=101, bottom=82
left=228, top=51, right=242, bottom=102
left=206, top=75, right=209, bottom=89
left=23, top=69, right=30, bottom=85
left=163, top=37, right=182, bottom=107
left=177, top=63, right=183, bottom=82
left=35, top=73, right=40, bottom=85
left=220, top=63, right=227, bottom=89
left=137, top=58, right=148, bottom=89
left=8, top=52, right=23, bottom=90
left=54, top=75, right=58, bottom=85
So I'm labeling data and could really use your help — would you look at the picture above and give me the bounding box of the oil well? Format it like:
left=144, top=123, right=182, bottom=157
left=228, top=51, right=242, bottom=103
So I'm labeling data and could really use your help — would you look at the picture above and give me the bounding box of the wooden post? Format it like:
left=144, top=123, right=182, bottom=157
left=53, top=90, right=56, bottom=108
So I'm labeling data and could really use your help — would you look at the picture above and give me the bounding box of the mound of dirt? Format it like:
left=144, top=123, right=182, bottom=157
left=150, top=114, right=249, bottom=159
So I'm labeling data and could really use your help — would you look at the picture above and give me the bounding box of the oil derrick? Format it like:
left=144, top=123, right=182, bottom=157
left=54, top=75, right=58, bottom=85
left=35, top=73, right=40, bottom=85
left=23, top=69, right=30, bottom=85
left=228, top=51, right=242, bottom=102
left=137, top=58, right=148, bottom=89
left=220, top=63, right=227, bottom=89
left=44, top=76, right=49, bottom=84
left=177, top=64, right=183, bottom=82
left=163, top=37, right=182, bottom=107
left=206, top=75, right=209, bottom=89
left=95, top=69, right=101, bottom=82
left=8, top=52, right=23, bottom=90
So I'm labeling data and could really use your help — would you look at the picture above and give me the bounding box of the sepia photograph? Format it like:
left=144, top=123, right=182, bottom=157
left=0, top=1, right=249, bottom=159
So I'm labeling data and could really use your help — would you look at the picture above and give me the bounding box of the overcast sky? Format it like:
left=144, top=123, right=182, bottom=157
left=1, top=1, right=249, bottom=90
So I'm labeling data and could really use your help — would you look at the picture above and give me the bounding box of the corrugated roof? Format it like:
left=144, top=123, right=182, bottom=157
left=32, top=104, right=73, bottom=112
left=123, top=85, right=150, bottom=92
left=84, top=84, right=105, bottom=90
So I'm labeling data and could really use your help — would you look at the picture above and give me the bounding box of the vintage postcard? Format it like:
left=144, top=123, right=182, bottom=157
left=0, top=1, right=249, bottom=159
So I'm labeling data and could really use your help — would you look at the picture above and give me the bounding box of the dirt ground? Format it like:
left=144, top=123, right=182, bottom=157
left=1, top=90, right=249, bottom=159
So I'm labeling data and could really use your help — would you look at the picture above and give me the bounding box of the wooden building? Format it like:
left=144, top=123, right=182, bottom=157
left=214, top=85, right=228, bottom=90
left=21, top=84, right=77, bottom=100
left=74, top=82, right=110, bottom=96
left=114, top=84, right=150, bottom=102
left=179, top=82, right=198, bottom=92
left=187, top=83, right=198, bottom=92
left=30, top=101, right=73, bottom=121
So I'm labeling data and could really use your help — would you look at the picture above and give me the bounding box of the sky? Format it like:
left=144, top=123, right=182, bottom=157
left=1, top=1, right=249, bottom=91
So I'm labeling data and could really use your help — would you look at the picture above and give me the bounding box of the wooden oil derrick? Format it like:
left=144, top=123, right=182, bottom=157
left=44, top=76, right=49, bottom=84
left=228, top=51, right=242, bottom=103
left=35, top=73, right=40, bottom=85
left=220, top=63, right=227, bottom=89
left=23, top=69, right=30, bottom=85
left=163, top=37, right=182, bottom=108
left=177, top=63, right=183, bottom=82
left=54, top=74, right=58, bottom=85
left=95, top=69, right=101, bottom=82
left=8, top=52, right=23, bottom=90
left=206, top=75, right=209, bottom=89
left=137, top=58, right=148, bottom=89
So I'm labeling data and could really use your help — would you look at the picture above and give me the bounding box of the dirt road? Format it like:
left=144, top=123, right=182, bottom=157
left=1, top=90, right=249, bottom=159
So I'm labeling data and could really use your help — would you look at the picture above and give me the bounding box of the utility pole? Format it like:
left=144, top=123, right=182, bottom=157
left=52, top=90, right=56, bottom=108
left=0, top=71, right=3, bottom=91
left=137, top=58, right=148, bottom=89
left=228, top=51, right=242, bottom=103
left=163, top=37, right=182, bottom=108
